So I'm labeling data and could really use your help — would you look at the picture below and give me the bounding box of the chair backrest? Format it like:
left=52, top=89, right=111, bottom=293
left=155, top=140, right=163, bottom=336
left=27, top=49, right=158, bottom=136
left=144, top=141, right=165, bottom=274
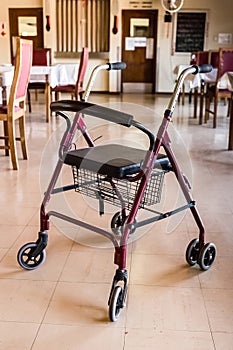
left=197, top=51, right=209, bottom=65
left=9, top=38, right=33, bottom=107
left=32, top=48, right=51, bottom=66
left=74, top=47, right=89, bottom=99
left=209, top=50, right=219, bottom=69
left=218, top=48, right=233, bottom=78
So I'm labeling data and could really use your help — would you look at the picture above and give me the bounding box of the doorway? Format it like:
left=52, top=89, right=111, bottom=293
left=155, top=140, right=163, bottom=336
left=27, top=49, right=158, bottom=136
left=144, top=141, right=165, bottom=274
left=121, top=10, right=158, bottom=93
left=9, top=8, right=44, bottom=63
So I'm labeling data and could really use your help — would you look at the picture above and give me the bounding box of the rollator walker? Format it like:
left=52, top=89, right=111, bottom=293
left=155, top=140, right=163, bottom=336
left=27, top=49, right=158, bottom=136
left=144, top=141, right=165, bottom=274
left=17, top=63, right=216, bottom=322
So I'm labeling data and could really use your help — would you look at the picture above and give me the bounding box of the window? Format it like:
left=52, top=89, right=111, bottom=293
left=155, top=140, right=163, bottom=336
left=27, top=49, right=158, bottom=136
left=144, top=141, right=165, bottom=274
left=56, top=0, right=110, bottom=57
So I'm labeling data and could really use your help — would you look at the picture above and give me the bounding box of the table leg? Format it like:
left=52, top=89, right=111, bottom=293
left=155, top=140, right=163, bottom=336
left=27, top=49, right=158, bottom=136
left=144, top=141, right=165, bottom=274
left=45, top=75, right=50, bottom=123
left=228, top=93, right=233, bottom=150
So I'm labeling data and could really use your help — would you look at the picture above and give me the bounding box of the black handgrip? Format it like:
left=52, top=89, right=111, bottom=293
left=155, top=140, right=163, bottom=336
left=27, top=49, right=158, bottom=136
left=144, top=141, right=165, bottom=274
left=192, top=64, right=213, bottom=75
left=107, top=62, right=126, bottom=70
left=50, top=100, right=133, bottom=127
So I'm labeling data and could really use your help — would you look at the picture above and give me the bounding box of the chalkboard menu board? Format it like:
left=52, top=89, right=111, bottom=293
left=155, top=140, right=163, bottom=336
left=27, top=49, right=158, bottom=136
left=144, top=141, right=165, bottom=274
left=175, top=12, right=206, bottom=52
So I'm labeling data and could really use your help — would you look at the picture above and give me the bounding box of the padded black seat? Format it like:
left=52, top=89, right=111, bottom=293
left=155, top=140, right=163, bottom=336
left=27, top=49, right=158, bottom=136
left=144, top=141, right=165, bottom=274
left=65, top=144, right=170, bottom=179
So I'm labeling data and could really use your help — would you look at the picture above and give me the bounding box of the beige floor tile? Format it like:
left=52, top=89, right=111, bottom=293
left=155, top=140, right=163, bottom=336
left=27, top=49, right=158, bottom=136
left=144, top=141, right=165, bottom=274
left=199, top=256, right=233, bottom=289
left=0, top=92, right=232, bottom=347
left=60, top=249, right=118, bottom=283
left=0, top=321, right=39, bottom=350
left=203, top=289, right=233, bottom=332
left=44, top=281, right=126, bottom=327
left=0, top=225, right=25, bottom=249
left=32, top=324, right=125, bottom=350
left=0, top=249, right=7, bottom=261
left=0, top=205, right=37, bottom=226
left=212, top=332, right=233, bottom=350
left=124, top=329, right=214, bottom=350
left=0, top=279, right=56, bottom=322
left=132, top=225, right=190, bottom=256
left=130, top=253, right=200, bottom=287
left=126, top=285, right=210, bottom=331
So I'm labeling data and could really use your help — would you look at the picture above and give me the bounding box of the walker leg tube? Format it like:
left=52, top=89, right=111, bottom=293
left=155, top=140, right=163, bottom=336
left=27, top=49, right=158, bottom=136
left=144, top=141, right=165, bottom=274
left=163, top=138, right=205, bottom=244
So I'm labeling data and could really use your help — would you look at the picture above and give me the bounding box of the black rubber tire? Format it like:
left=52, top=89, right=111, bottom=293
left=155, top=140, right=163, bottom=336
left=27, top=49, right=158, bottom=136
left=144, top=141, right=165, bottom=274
left=198, top=242, right=216, bottom=271
left=17, top=242, right=46, bottom=270
left=185, top=238, right=199, bottom=266
left=109, top=286, right=123, bottom=322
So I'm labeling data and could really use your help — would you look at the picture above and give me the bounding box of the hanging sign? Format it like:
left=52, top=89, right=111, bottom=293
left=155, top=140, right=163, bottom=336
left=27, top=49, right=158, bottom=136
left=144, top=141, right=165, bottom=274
left=0, top=22, right=7, bottom=37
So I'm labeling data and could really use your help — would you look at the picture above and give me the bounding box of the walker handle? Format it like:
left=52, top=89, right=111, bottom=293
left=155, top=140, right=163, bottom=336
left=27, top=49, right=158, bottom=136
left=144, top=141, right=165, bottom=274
left=107, top=62, right=126, bottom=70
left=192, top=64, right=213, bottom=74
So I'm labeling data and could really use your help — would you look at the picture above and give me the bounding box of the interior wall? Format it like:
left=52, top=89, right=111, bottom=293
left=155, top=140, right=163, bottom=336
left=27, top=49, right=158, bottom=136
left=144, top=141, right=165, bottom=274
left=0, top=0, right=233, bottom=93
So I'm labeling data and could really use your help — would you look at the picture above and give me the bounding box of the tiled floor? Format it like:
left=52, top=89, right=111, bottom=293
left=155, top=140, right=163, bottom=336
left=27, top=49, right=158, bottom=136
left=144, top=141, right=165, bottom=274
left=0, top=91, right=233, bottom=349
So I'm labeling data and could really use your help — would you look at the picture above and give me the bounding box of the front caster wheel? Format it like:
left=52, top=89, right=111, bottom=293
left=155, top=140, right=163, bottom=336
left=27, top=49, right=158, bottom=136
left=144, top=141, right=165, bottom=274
left=198, top=242, right=216, bottom=270
left=186, top=238, right=200, bottom=266
left=17, top=242, right=46, bottom=270
left=109, top=286, right=123, bottom=322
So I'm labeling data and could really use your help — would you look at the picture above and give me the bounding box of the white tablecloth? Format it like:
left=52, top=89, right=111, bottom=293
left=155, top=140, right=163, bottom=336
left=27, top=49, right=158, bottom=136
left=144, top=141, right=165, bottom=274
left=0, top=63, right=79, bottom=104
left=30, top=64, right=79, bottom=88
left=217, top=72, right=233, bottom=91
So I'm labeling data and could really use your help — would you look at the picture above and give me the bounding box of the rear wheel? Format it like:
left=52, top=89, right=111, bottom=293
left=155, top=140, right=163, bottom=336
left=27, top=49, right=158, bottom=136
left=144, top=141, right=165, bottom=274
left=198, top=242, right=216, bottom=270
left=186, top=238, right=199, bottom=266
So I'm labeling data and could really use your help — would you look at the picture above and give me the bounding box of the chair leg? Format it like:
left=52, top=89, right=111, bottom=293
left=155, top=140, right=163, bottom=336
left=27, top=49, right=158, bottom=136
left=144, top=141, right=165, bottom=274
left=3, top=121, right=9, bottom=156
left=27, top=89, right=32, bottom=113
left=204, top=95, right=210, bottom=123
left=18, top=116, right=28, bottom=160
left=7, top=120, right=18, bottom=170
left=213, top=97, right=218, bottom=129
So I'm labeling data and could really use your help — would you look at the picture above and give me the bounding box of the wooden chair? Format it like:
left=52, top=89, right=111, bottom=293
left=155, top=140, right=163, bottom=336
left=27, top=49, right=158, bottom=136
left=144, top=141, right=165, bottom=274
left=209, top=50, right=219, bottom=69
left=51, top=47, right=89, bottom=101
left=27, top=48, right=51, bottom=113
left=192, top=51, right=209, bottom=120
left=0, top=38, right=32, bottom=170
left=205, top=48, right=233, bottom=128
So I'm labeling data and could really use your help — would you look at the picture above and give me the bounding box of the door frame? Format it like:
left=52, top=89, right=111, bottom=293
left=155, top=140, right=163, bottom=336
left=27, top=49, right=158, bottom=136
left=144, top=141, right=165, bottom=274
left=121, top=9, right=158, bottom=93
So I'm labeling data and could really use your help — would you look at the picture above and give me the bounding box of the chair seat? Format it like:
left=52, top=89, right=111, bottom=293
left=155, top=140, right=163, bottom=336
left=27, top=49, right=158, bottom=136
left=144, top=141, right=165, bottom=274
left=52, top=84, right=75, bottom=92
left=64, top=144, right=170, bottom=179
left=28, top=82, right=46, bottom=89
left=0, top=105, right=21, bottom=114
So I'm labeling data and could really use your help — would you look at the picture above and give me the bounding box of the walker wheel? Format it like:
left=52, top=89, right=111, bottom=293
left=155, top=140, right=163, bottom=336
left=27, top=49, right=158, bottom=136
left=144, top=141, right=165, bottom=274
left=111, top=211, right=136, bottom=236
left=185, top=238, right=200, bottom=266
left=198, top=242, right=216, bottom=270
left=109, top=286, right=123, bottom=322
left=17, top=242, right=46, bottom=270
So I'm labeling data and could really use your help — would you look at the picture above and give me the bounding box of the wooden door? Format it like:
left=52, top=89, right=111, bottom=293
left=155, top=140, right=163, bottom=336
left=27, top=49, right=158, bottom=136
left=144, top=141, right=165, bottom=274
left=122, top=10, right=158, bottom=93
left=9, top=8, right=44, bottom=63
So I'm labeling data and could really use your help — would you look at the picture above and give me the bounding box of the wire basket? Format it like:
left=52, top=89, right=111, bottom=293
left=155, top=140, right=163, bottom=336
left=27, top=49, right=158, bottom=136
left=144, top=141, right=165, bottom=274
left=72, top=166, right=165, bottom=209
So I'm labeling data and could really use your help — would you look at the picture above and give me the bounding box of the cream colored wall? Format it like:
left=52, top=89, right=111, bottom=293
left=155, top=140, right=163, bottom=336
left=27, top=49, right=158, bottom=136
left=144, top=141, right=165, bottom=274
left=0, top=0, right=42, bottom=63
left=1, top=0, right=233, bottom=92
left=109, top=0, right=233, bottom=92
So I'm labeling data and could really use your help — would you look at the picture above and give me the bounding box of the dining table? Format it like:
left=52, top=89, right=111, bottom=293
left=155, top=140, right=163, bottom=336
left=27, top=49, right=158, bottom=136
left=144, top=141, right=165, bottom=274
left=174, top=65, right=218, bottom=124
left=0, top=63, right=79, bottom=123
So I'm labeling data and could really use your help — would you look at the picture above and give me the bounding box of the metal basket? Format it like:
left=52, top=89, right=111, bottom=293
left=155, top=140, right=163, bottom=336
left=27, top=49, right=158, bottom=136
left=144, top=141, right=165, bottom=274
left=72, top=166, right=165, bottom=209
